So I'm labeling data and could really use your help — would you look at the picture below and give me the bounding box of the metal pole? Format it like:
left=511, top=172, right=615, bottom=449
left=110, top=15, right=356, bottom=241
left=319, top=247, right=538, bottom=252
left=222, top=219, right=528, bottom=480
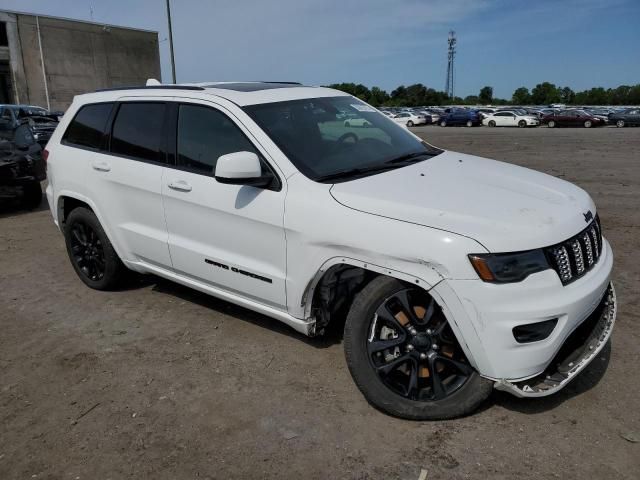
left=35, top=16, right=51, bottom=110
left=166, top=0, right=177, bottom=83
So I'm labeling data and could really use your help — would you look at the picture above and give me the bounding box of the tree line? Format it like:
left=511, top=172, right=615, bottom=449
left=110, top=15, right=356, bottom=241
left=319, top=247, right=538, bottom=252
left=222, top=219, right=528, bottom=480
left=325, top=82, right=640, bottom=107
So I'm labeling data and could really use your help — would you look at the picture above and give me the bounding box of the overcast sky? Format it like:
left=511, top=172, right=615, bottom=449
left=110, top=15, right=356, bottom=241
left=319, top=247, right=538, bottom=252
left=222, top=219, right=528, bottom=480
left=2, top=0, right=639, bottom=98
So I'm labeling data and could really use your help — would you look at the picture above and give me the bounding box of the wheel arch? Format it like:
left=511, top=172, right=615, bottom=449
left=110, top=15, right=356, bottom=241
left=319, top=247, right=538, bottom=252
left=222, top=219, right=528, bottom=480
left=301, top=256, right=444, bottom=335
left=56, top=191, right=128, bottom=264
left=303, top=257, right=489, bottom=376
left=57, top=193, right=95, bottom=228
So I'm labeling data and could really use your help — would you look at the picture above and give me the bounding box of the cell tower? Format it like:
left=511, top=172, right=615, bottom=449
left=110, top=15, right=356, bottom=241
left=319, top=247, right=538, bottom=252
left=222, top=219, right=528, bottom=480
left=445, top=30, right=456, bottom=99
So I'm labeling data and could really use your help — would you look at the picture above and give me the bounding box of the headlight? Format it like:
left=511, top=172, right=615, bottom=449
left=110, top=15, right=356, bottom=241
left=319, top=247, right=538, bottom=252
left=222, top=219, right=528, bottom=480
left=468, top=250, right=550, bottom=283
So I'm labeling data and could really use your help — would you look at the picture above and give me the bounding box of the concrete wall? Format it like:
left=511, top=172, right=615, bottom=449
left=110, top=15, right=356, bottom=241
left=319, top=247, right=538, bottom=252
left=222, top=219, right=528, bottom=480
left=1, top=11, right=160, bottom=111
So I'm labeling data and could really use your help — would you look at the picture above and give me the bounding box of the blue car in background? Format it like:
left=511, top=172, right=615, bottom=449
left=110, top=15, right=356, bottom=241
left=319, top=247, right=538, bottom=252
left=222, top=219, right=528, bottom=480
left=439, top=109, right=481, bottom=127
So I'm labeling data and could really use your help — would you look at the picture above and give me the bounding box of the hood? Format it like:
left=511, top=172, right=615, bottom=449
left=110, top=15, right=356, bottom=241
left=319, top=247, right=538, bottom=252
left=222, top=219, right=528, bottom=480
left=329, top=151, right=595, bottom=252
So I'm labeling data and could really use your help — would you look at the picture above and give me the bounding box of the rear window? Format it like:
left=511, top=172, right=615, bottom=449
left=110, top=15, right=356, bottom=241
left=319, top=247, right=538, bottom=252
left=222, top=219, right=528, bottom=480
left=62, top=103, right=114, bottom=149
left=110, top=103, right=166, bottom=163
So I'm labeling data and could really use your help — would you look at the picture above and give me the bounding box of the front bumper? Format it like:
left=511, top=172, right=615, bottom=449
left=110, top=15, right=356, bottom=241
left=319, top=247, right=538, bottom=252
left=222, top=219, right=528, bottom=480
left=495, top=282, right=615, bottom=397
left=431, top=238, right=614, bottom=381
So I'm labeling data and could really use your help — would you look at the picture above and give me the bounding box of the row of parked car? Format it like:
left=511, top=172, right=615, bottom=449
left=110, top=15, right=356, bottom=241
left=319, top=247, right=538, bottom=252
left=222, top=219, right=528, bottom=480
left=377, top=105, right=640, bottom=128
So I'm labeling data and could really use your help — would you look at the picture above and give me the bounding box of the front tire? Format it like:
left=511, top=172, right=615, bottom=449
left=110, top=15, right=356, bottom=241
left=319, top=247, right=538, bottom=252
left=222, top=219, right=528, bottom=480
left=440, top=120, right=447, bottom=127
left=344, top=276, right=492, bottom=420
left=518, top=120, right=527, bottom=128
left=488, top=120, right=496, bottom=127
left=584, top=120, right=592, bottom=128
left=466, top=120, right=473, bottom=127
left=616, top=120, right=625, bottom=128
left=407, top=120, right=414, bottom=127
left=63, top=207, right=126, bottom=290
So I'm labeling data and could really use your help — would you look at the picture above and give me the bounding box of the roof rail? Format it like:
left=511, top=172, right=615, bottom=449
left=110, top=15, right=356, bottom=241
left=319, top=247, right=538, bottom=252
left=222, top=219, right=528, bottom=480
left=258, top=81, right=302, bottom=85
left=95, top=85, right=205, bottom=93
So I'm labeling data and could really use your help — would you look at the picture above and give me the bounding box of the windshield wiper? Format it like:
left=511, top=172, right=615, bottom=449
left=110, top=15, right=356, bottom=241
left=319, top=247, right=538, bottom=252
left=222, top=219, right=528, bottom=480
left=385, top=151, right=433, bottom=164
left=315, top=164, right=402, bottom=182
left=316, top=152, right=437, bottom=182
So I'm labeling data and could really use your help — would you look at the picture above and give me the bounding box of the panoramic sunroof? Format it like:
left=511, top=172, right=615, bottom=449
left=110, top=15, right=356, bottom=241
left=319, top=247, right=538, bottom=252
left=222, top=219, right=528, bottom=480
left=204, top=82, right=303, bottom=92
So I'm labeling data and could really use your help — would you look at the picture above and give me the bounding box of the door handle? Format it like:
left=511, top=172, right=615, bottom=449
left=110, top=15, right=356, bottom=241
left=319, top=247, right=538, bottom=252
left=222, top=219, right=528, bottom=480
left=92, top=161, right=111, bottom=172
left=168, top=180, right=192, bottom=192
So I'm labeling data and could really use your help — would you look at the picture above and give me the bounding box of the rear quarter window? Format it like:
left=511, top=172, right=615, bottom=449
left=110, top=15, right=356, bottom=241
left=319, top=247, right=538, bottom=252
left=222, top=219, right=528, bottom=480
left=62, top=103, right=114, bottom=149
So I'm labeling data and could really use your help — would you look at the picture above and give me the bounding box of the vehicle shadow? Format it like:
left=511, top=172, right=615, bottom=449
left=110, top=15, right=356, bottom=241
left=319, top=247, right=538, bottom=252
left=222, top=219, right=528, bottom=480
left=484, top=340, right=612, bottom=415
left=133, top=273, right=344, bottom=349
left=0, top=196, right=49, bottom=218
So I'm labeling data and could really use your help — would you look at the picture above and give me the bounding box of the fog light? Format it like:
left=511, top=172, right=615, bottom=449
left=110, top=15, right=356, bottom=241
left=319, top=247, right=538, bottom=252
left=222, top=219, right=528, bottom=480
left=513, top=318, right=558, bottom=343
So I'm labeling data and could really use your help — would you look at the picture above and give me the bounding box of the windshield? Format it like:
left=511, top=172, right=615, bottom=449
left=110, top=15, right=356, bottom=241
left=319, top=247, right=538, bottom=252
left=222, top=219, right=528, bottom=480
left=243, top=96, right=441, bottom=182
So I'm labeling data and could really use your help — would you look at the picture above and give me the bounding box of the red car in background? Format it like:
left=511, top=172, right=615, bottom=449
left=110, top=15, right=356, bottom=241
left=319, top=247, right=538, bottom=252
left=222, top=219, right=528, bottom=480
left=542, top=109, right=606, bottom=128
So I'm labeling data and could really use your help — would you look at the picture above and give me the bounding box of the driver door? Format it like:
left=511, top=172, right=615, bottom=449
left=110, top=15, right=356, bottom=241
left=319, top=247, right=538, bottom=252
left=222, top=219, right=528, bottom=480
left=161, top=101, right=288, bottom=309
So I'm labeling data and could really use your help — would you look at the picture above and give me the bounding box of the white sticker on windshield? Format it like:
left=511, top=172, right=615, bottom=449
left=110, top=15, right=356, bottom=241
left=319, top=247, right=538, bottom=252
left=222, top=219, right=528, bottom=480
left=351, top=104, right=376, bottom=113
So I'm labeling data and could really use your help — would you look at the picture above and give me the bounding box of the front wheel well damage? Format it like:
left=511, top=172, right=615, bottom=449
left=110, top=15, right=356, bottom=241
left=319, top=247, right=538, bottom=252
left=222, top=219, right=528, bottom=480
left=310, top=265, right=375, bottom=336
left=310, top=265, right=431, bottom=337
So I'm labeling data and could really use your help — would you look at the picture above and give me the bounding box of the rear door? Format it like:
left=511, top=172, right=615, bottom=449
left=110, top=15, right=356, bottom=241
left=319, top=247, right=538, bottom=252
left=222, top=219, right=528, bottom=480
left=494, top=112, right=509, bottom=126
left=86, top=100, right=172, bottom=267
left=556, top=110, right=570, bottom=126
left=161, top=101, right=287, bottom=309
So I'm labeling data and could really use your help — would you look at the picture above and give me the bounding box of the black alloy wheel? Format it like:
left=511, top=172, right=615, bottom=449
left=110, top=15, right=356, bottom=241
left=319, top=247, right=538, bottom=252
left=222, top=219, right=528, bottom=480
left=344, top=276, right=492, bottom=419
left=69, top=221, right=106, bottom=282
left=63, top=207, right=126, bottom=290
left=366, top=288, right=472, bottom=401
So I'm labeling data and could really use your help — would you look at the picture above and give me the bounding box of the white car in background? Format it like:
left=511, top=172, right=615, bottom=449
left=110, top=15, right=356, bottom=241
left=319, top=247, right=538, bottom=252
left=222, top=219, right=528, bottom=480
left=391, top=112, right=427, bottom=127
left=343, top=116, right=372, bottom=128
left=483, top=110, right=540, bottom=128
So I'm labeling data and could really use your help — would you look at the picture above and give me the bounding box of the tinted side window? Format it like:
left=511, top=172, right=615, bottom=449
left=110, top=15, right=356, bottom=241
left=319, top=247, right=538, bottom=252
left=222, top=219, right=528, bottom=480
left=111, top=103, right=166, bottom=163
left=63, top=103, right=114, bottom=149
left=177, top=104, right=259, bottom=174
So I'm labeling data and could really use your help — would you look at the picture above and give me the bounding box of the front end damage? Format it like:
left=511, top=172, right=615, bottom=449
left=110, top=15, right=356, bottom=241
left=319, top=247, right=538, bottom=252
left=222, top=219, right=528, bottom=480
left=495, top=282, right=616, bottom=397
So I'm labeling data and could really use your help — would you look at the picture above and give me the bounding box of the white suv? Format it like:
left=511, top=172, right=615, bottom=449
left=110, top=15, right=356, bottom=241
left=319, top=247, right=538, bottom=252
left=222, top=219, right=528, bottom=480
left=45, top=82, right=616, bottom=419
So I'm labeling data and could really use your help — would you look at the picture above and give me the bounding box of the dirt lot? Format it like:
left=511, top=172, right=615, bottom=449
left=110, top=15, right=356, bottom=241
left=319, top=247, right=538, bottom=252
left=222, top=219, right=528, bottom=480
left=1, top=126, right=639, bottom=479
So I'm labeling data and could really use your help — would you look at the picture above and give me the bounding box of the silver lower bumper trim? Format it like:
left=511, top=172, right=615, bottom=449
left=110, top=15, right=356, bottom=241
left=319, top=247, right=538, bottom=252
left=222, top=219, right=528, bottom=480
left=494, top=282, right=616, bottom=398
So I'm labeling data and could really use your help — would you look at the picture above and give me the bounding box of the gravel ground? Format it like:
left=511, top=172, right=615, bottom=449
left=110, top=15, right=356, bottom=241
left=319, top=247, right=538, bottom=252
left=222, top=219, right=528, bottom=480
left=1, top=126, right=639, bottom=479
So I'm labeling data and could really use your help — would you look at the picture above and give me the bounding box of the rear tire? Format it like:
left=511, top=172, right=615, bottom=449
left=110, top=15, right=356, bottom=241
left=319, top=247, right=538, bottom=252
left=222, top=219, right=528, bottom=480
left=466, top=120, right=473, bottom=127
left=440, top=120, right=447, bottom=127
left=616, top=120, right=625, bottom=128
left=21, top=181, right=42, bottom=210
left=407, top=120, right=414, bottom=127
left=63, top=207, right=127, bottom=290
left=344, top=276, right=492, bottom=420
left=548, top=120, right=556, bottom=128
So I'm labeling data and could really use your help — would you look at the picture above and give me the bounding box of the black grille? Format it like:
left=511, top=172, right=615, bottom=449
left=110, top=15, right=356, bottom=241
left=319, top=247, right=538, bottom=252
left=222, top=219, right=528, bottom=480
left=545, top=216, right=603, bottom=285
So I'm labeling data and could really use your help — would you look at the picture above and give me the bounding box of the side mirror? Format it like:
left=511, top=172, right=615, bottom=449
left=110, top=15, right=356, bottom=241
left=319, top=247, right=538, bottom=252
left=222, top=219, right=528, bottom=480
left=214, top=151, right=273, bottom=188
